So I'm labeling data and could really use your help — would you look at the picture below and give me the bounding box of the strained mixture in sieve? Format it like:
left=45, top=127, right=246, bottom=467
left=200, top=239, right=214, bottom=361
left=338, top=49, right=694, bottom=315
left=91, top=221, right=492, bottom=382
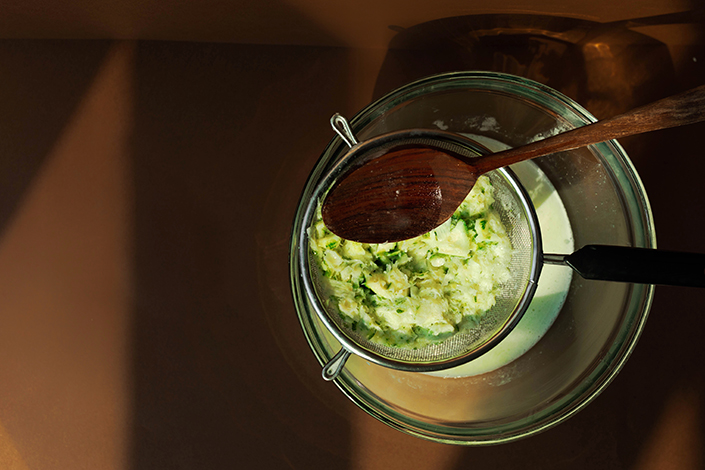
left=297, top=120, right=542, bottom=380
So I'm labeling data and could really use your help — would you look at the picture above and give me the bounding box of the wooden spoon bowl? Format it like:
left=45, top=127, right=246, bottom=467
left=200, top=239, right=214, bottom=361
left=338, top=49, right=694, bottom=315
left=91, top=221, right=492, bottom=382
left=322, top=84, right=705, bottom=244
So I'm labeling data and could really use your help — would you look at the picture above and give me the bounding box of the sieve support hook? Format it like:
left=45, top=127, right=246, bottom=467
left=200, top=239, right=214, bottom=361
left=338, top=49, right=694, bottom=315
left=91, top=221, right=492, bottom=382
left=322, top=347, right=352, bottom=381
left=330, top=114, right=359, bottom=148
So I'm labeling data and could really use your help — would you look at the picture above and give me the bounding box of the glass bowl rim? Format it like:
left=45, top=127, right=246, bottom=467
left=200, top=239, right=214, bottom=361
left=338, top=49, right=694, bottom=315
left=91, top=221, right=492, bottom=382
left=289, top=70, right=656, bottom=445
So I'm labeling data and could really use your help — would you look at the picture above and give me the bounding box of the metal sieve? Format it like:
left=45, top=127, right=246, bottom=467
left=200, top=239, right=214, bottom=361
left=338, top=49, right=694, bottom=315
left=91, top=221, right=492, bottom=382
left=297, top=115, right=542, bottom=381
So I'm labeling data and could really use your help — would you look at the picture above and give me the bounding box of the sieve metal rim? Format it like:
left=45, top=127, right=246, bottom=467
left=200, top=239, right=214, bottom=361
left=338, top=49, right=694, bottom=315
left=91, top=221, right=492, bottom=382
left=297, top=130, right=543, bottom=376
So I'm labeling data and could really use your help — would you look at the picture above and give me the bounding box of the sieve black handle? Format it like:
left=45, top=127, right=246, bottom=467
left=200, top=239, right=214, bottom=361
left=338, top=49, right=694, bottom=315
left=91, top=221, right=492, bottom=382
left=561, top=245, right=705, bottom=288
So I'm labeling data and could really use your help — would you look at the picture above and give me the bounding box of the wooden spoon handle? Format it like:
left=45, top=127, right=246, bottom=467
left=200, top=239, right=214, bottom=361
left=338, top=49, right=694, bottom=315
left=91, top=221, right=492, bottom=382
left=472, top=84, right=705, bottom=173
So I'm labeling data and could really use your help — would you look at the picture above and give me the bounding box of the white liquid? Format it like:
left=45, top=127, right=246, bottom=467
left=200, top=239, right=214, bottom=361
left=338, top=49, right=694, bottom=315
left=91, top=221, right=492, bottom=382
left=427, top=135, right=574, bottom=378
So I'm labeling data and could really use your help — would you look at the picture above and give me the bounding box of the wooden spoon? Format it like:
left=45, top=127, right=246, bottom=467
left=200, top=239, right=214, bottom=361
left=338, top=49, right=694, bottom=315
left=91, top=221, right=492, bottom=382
left=322, top=84, right=705, bottom=243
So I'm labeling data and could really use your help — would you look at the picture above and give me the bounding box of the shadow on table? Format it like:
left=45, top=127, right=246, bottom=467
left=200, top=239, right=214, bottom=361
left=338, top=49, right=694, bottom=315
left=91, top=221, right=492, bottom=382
left=0, top=40, right=112, bottom=238
left=129, top=40, right=358, bottom=469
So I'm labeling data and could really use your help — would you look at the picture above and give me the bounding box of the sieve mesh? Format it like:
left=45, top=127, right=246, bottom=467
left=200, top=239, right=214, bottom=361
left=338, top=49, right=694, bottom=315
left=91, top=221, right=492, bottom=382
left=306, top=132, right=541, bottom=369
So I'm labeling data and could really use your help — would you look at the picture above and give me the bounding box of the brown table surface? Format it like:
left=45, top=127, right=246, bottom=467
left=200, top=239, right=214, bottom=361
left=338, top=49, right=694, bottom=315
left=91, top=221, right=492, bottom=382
left=0, top=7, right=704, bottom=470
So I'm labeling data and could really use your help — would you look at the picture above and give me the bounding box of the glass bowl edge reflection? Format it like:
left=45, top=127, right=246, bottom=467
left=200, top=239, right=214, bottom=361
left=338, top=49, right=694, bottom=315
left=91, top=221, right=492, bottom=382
left=289, top=71, right=656, bottom=445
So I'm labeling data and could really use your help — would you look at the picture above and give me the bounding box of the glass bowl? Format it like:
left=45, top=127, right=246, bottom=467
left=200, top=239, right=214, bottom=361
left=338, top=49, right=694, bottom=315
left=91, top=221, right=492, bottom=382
left=289, top=71, right=655, bottom=444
